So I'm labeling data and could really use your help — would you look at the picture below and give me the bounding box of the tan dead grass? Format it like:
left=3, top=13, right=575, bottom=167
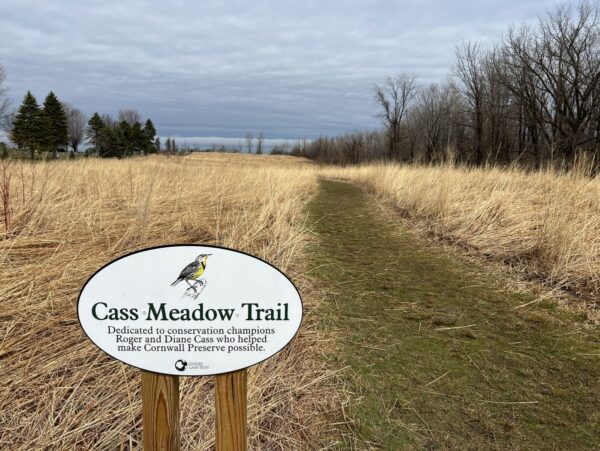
left=0, top=153, right=335, bottom=450
left=322, top=162, right=600, bottom=301
left=4, top=151, right=599, bottom=449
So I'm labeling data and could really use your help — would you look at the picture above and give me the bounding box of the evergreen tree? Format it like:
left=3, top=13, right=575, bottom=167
left=116, top=121, right=131, bottom=158
left=10, top=91, right=43, bottom=160
left=42, top=91, right=68, bottom=159
left=131, top=121, right=145, bottom=154
left=87, top=113, right=105, bottom=156
left=101, top=126, right=120, bottom=158
left=142, top=118, right=157, bottom=154
left=155, top=136, right=161, bottom=153
left=165, top=137, right=172, bottom=153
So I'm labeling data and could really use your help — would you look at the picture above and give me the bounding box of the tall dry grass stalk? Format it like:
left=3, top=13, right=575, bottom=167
left=322, top=162, right=600, bottom=298
left=0, top=153, right=333, bottom=450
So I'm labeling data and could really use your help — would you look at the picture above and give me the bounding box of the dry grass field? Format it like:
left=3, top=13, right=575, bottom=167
left=0, top=153, right=334, bottom=450
left=323, top=162, right=600, bottom=302
left=1, top=152, right=599, bottom=449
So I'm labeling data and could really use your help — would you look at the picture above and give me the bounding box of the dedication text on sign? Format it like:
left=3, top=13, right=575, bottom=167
left=78, top=245, right=303, bottom=376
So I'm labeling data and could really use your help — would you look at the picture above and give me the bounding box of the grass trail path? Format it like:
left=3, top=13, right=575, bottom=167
left=308, top=180, right=600, bottom=450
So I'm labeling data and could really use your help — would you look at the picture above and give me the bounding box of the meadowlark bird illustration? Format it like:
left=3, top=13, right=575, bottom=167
left=170, top=254, right=211, bottom=293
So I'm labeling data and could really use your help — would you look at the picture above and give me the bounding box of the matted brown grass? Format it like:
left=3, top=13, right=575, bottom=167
left=0, top=153, right=336, bottom=450
left=322, top=162, right=600, bottom=301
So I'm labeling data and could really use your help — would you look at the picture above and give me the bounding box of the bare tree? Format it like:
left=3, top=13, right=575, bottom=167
left=535, top=1, right=600, bottom=163
left=118, top=109, right=141, bottom=125
left=478, top=50, right=514, bottom=164
left=404, top=111, right=420, bottom=161
left=62, top=103, right=87, bottom=154
left=256, top=131, right=264, bottom=154
left=374, top=73, right=417, bottom=160
left=343, top=132, right=365, bottom=164
left=453, top=41, right=487, bottom=164
left=234, top=141, right=242, bottom=153
left=413, top=84, right=455, bottom=162
left=0, top=65, right=11, bottom=131
left=244, top=131, right=253, bottom=153
left=497, top=1, right=600, bottom=167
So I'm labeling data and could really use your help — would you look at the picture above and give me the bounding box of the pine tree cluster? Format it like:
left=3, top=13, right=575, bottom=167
left=10, top=90, right=159, bottom=159
left=87, top=113, right=159, bottom=158
left=11, top=91, right=68, bottom=160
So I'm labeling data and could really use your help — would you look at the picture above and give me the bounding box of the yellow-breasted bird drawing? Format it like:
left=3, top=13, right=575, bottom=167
left=170, top=254, right=211, bottom=292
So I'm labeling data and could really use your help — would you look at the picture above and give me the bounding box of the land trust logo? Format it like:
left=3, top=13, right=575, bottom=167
left=175, top=359, right=209, bottom=372
left=170, top=253, right=211, bottom=300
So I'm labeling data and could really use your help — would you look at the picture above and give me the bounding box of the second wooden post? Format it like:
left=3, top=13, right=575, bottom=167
left=215, top=369, right=248, bottom=451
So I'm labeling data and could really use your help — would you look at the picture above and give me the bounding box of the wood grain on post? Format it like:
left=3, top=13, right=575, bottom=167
left=142, top=371, right=180, bottom=451
left=215, top=369, right=248, bottom=451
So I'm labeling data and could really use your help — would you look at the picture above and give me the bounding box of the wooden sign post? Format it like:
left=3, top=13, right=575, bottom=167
left=78, top=245, right=302, bottom=450
left=216, top=369, right=248, bottom=451
left=142, top=371, right=180, bottom=451
left=141, top=369, right=248, bottom=451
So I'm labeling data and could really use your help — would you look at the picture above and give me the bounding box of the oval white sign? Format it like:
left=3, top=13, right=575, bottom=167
left=78, top=245, right=303, bottom=376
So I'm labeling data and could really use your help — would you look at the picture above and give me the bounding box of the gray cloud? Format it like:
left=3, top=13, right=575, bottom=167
left=0, top=0, right=556, bottom=140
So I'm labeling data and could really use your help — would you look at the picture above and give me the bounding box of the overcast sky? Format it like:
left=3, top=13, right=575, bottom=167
left=0, top=0, right=557, bottom=143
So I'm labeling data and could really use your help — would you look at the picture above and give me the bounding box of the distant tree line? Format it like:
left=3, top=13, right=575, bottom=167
left=298, top=1, right=600, bottom=170
left=87, top=109, right=158, bottom=158
left=1, top=81, right=159, bottom=159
